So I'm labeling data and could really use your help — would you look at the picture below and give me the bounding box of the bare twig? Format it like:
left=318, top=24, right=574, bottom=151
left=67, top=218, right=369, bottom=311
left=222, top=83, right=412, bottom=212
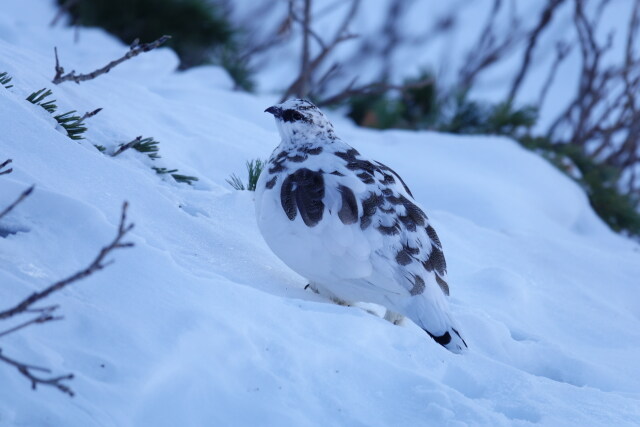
left=0, top=202, right=134, bottom=396
left=0, top=306, right=61, bottom=339
left=281, top=0, right=360, bottom=101
left=111, top=136, right=142, bottom=157
left=0, top=349, right=74, bottom=396
left=79, top=108, right=103, bottom=121
left=537, top=41, right=571, bottom=109
left=0, top=186, right=34, bottom=221
left=0, top=159, right=12, bottom=176
left=52, top=36, right=171, bottom=85
left=0, top=202, right=134, bottom=320
left=299, top=0, right=312, bottom=98
left=508, top=0, right=566, bottom=103
left=458, top=0, right=523, bottom=90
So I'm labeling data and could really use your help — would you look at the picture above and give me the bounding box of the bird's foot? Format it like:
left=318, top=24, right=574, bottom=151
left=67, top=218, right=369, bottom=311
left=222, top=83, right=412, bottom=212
left=383, top=310, right=405, bottom=325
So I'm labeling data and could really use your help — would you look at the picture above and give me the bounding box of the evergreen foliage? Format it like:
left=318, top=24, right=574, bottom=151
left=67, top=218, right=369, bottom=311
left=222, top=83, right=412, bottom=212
left=53, top=111, right=88, bottom=140
left=131, top=137, right=161, bottom=160
left=227, top=159, right=264, bottom=191
left=26, top=88, right=88, bottom=140
left=0, top=72, right=13, bottom=89
left=58, top=0, right=254, bottom=90
left=346, top=73, right=536, bottom=138
left=116, top=136, right=199, bottom=185
left=26, top=88, right=58, bottom=113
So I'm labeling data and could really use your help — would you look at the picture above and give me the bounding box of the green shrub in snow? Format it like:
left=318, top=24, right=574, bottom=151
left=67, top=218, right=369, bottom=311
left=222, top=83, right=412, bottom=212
left=226, top=159, right=264, bottom=191
left=26, top=88, right=89, bottom=140
left=0, top=72, right=13, bottom=89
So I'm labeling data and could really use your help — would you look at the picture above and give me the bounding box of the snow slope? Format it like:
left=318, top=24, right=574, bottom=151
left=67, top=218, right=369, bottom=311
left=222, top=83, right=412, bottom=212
left=1, top=1, right=640, bottom=426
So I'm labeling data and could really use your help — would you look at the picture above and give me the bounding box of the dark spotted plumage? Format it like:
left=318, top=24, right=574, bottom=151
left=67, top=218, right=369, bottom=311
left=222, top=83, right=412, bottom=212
left=360, top=192, right=383, bottom=230
left=377, top=221, right=401, bottom=235
left=426, top=225, right=441, bottom=247
left=256, top=99, right=467, bottom=353
left=280, top=168, right=325, bottom=227
left=265, top=176, right=277, bottom=189
left=435, top=275, right=450, bottom=296
left=288, top=154, right=306, bottom=162
left=422, top=245, right=446, bottom=276
left=395, top=244, right=420, bottom=265
left=338, top=185, right=358, bottom=225
left=302, top=146, right=323, bottom=155
left=357, top=172, right=375, bottom=184
left=268, top=162, right=287, bottom=174
left=375, top=161, right=414, bottom=197
left=410, top=275, right=426, bottom=296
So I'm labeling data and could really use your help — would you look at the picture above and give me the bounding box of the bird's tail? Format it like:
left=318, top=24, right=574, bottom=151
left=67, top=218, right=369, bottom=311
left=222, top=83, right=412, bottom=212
left=425, top=326, right=467, bottom=353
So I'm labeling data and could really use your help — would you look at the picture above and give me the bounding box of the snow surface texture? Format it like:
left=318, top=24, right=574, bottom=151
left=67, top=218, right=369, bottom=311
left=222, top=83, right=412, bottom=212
left=1, top=1, right=640, bottom=426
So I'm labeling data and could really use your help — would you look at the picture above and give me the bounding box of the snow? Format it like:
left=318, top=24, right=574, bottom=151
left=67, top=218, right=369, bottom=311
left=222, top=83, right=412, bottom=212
left=1, top=1, right=640, bottom=426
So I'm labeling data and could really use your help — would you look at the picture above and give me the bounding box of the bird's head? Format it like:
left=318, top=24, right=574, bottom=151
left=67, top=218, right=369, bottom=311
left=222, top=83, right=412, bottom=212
left=265, top=99, right=336, bottom=144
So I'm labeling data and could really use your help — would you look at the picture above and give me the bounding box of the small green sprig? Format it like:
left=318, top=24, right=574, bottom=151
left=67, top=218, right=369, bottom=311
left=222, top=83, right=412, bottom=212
left=0, top=72, right=13, bottom=89
left=26, top=88, right=58, bottom=113
left=226, top=159, right=264, bottom=191
left=53, top=111, right=87, bottom=140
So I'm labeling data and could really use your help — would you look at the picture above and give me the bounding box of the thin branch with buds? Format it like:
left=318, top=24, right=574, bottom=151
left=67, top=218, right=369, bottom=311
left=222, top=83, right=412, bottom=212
left=0, top=186, right=34, bottom=221
left=52, top=36, right=171, bottom=85
left=80, top=108, right=103, bottom=121
left=0, top=202, right=135, bottom=396
left=0, top=202, right=134, bottom=320
left=0, top=349, right=75, bottom=396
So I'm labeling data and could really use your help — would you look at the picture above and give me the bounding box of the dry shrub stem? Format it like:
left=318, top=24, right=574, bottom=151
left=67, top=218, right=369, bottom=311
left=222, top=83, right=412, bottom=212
left=52, top=35, right=171, bottom=84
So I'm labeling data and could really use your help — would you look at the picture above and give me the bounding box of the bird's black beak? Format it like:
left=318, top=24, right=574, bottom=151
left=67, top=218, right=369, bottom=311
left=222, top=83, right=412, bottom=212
left=265, top=106, right=282, bottom=119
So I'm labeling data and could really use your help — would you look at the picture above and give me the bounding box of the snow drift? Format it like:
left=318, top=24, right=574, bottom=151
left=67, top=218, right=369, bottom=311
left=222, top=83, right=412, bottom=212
left=0, top=1, right=639, bottom=426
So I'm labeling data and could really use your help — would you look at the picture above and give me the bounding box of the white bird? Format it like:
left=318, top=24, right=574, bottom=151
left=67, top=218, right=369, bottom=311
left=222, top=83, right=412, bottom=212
left=255, top=99, right=467, bottom=353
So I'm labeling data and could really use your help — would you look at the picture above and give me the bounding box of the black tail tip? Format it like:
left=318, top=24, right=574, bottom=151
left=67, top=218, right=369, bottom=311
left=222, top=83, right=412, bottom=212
left=425, top=328, right=468, bottom=353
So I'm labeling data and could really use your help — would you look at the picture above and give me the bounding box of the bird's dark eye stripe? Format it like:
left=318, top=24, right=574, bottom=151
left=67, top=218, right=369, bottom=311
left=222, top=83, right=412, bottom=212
left=282, top=109, right=306, bottom=122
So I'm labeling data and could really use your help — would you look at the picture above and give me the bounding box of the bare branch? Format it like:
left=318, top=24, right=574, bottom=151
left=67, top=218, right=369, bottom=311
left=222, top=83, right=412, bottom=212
left=299, top=0, right=312, bottom=98
left=508, top=0, right=566, bottom=103
left=0, top=202, right=134, bottom=321
left=537, top=41, right=571, bottom=109
left=0, top=349, right=74, bottom=396
left=281, top=0, right=360, bottom=101
left=52, top=36, right=171, bottom=85
left=0, top=186, right=34, bottom=221
left=111, top=136, right=142, bottom=157
left=458, top=0, right=523, bottom=91
left=0, top=159, right=12, bottom=176
left=0, top=306, right=62, bottom=339
left=79, top=108, right=103, bottom=121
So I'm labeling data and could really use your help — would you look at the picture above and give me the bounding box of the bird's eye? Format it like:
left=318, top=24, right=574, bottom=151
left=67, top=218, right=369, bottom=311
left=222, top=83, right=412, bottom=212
left=282, top=109, right=305, bottom=122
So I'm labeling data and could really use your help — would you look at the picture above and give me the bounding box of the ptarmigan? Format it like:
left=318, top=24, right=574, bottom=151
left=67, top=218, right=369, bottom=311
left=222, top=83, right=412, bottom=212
left=255, top=99, right=467, bottom=353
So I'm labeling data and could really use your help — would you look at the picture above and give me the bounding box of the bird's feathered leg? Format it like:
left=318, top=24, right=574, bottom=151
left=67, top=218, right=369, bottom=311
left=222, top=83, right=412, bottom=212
left=383, top=310, right=405, bottom=325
